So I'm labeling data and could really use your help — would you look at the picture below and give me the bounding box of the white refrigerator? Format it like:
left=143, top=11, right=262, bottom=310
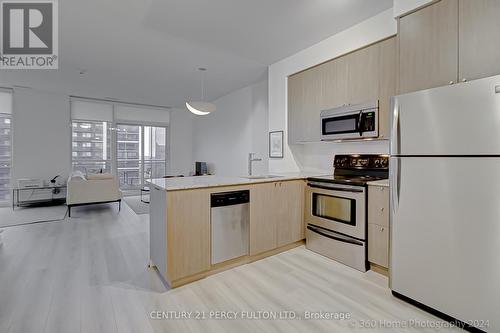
left=390, top=75, right=500, bottom=333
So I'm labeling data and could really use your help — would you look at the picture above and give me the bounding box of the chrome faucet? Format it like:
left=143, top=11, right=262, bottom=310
left=248, top=153, right=262, bottom=176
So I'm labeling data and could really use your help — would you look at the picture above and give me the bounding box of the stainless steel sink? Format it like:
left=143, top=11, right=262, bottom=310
left=242, top=175, right=283, bottom=179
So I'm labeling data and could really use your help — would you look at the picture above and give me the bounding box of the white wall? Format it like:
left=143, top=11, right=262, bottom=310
left=192, top=80, right=268, bottom=176
left=268, top=9, right=397, bottom=173
left=393, top=0, right=434, bottom=17
left=12, top=88, right=71, bottom=182
left=169, top=108, right=194, bottom=176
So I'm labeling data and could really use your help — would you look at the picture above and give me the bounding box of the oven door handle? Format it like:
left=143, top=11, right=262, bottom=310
left=307, top=225, right=364, bottom=246
left=307, top=183, right=364, bottom=193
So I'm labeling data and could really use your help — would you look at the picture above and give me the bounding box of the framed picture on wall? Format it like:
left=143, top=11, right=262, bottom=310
left=269, top=130, right=284, bottom=158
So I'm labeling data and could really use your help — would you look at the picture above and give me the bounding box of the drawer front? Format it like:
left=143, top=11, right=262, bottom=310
left=368, top=223, right=389, bottom=268
left=368, top=186, right=389, bottom=227
left=306, top=226, right=367, bottom=272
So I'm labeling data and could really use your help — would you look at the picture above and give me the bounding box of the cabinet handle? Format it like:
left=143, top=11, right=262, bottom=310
left=461, top=78, right=467, bottom=83
left=380, top=207, right=385, bottom=212
left=449, top=81, right=454, bottom=85
left=380, top=227, right=385, bottom=232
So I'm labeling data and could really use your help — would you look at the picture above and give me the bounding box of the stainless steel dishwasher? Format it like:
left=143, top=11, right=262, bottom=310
left=211, top=190, right=250, bottom=264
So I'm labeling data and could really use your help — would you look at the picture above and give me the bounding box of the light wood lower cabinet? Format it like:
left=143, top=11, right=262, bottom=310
left=368, top=186, right=389, bottom=227
left=250, top=180, right=305, bottom=255
left=276, top=180, right=305, bottom=247
left=154, top=180, right=306, bottom=286
left=368, top=224, right=389, bottom=268
left=250, top=182, right=278, bottom=255
left=367, top=185, right=390, bottom=268
left=166, top=188, right=211, bottom=282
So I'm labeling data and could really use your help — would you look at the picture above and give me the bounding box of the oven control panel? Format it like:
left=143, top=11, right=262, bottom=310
left=334, top=154, right=389, bottom=170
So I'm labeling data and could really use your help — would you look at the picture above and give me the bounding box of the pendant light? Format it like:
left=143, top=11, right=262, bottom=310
left=186, top=68, right=216, bottom=116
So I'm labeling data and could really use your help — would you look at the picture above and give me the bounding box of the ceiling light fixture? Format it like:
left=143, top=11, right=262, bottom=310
left=186, top=68, right=216, bottom=116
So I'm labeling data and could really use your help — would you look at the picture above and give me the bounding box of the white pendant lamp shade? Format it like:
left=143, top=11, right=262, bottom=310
left=185, top=101, right=216, bottom=116
left=187, top=68, right=216, bottom=116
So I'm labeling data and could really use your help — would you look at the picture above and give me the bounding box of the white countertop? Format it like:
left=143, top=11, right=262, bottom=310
left=148, top=172, right=326, bottom=191
left=367, top=179, right=389, bottom=187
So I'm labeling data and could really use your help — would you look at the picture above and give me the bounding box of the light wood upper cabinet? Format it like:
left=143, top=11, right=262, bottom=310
left=287, top=73, right=306, bottom=143
left=288, top=66, right=323, bottom=143
left=250, top=182, right=278, bottom=255
left=346, top=43, right=380, bottom=106
left=378, top=37, right=397, bottom=139
left=276, top=180, right=305, bottom=247
left=398, top=0, right=459, bottom=94
left=320, top=55, right=348, bottom=111
left=288, top=37, right=396, bottom=144
left=167, top=188, right=211, bottom=281
left=459, top=0, right=500, bottom=81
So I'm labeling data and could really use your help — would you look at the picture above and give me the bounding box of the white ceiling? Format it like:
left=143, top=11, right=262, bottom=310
left=0, top=0, right=393, bottom=107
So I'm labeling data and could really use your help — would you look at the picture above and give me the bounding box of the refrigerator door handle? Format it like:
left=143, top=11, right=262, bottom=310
left=390, top=97, right=400, bottom=155
left=391, top=157, right=400, bottom=213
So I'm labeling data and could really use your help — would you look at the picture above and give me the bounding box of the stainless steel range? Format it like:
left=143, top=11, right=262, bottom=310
left=305, top=154, right=389, bottom=272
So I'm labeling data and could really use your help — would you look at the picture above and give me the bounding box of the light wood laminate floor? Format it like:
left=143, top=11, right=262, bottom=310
left=0, top=203, right=462, bottom=333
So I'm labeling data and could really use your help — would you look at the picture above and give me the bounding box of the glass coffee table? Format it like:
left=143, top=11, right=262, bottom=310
left=12, top=185, right=67, bottom=210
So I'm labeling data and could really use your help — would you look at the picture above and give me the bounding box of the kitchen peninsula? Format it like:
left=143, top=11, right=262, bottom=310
left=148, top=174, right=316, bottom=288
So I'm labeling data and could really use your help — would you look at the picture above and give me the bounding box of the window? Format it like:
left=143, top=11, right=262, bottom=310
left=117, top=124, right=167, bottom=190
left=0, top=90, right=12, bottom=205
left=71, top=120, right=111, bottom=173
left=70, top=99, right=169, bottom=191
left=0, top=113, right=12, bottom=203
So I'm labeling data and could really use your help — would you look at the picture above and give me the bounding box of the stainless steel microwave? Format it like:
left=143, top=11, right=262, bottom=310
left=320, top=101, right=378, bottom=141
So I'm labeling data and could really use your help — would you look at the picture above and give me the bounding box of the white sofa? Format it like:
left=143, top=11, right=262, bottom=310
left=66, top=171, right=123, bottom=217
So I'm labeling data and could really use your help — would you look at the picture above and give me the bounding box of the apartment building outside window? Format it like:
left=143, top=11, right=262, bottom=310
left=117, top=124, right=167, bottom=190
left=71, top=121, right=111, bottom=173
left=0, top=90, right=12, bottom=205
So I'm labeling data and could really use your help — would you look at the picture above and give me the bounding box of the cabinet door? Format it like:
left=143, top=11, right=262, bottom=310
left=378, top=37, right=397, bottom=139
left=250, top=182, right=277, bottom=255
left=167, top=189, right=211, bottom=281
left=150, top=186, right=167, bottom=277
left=321, top=55, right=349, bottom=111
left=459, top=0, right=500, bottom=81
left=276, top=180, right=305, bottom=247
left=288, top=72, right=306, bottom=144
left=368, top=224, right=389, bottom=268
left=287, top=66, right=323, bottom=144
left=346, top=43, right=380, bottom=105
left=368, top=186, right=389, bottom=227
left=399, top=0, right=459, bottom=94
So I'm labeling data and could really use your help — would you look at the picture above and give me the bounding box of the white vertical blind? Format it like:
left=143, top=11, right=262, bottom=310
left=0, top=90, right=13, bottom=114
left=70, top=100, right=113, bottom=121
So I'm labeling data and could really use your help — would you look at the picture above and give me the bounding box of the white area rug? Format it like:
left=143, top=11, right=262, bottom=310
left=0, top=205, right=68, bottom=228
left=123, top=196, right=150, bottom=215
